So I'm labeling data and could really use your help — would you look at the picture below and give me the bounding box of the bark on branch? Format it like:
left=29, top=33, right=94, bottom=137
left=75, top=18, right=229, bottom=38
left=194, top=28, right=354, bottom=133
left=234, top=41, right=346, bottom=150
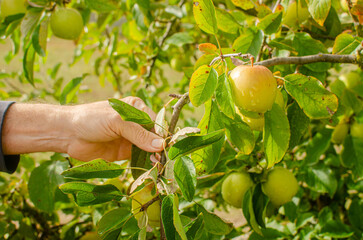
left=255, top=54, right=357, bottom=67
left=225, top=53, right=359, bottom=68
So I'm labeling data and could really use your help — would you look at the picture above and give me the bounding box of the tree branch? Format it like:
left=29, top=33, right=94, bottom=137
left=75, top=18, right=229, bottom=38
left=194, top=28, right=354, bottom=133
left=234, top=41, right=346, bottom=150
left=160, top=92, right=190, bottom=167
left=255, top=54, right=357, bottom=67
left=168, top=92, right=190, bottom=134
left=227, top=53, right=359, bottom=67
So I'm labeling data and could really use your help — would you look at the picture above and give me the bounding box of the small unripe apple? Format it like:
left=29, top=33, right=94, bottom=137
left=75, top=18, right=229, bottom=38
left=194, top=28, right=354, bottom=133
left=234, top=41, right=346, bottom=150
left=262, top=167, right=298, bottom=206
left=50, top=8, right=84, bottom=40
left=236, top=107, right=265, bottom=131
left=275, top=90, right=285, bottom=109
left=221, top=171, right=254, bottom=208
left=282, top=1, right=310, bottom=28
left=339, top=72, right=363, bottom=89
left=351, top=122, right=363, bottom=142
left=230, top=65, right=277, bottom=113
left=0, top=0, right=27, bottom=18
left=331, top=121, right=349, bottom=144
left=131, top=183, right=160, bottom=227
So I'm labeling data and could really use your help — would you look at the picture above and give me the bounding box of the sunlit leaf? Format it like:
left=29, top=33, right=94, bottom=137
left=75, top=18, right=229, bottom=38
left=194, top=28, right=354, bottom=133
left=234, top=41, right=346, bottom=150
left=189, top=65, right=218, bottom=107
left=193, top=0, right=218, bottom=34
left=284, top=74, right=338, bottom=119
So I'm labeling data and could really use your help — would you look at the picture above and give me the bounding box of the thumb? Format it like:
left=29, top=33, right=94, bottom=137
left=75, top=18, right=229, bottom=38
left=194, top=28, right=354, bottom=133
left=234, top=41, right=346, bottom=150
left=120, top=121, right=164, bottom=152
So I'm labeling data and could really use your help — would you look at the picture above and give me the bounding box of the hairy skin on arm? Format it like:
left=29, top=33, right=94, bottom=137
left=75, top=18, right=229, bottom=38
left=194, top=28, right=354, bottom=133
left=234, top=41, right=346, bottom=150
left=1, top=97, right=164, bottom=162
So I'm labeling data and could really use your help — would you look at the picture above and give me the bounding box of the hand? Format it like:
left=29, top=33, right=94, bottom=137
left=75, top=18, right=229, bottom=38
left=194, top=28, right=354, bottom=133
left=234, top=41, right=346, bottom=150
left=68, top=97, right=164, bottom=161
left=2, top=97, right=164, bottom=162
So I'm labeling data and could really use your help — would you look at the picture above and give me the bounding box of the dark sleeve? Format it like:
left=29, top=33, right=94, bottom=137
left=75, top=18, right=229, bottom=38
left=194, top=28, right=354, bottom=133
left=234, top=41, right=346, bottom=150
left=0, top=101, right=20, bottom=174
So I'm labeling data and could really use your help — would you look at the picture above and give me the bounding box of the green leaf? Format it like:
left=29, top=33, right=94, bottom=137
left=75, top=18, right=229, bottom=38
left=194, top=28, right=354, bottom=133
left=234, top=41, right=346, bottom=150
left=174, top=156, right=197, bottom=202
left=230, top=0, right=254, bottom=10
left=307, top=0, right=331, bottom=26
left=333, top=33, right=363, bottom=55
left=131, top=146, right=149, bottom=180
left=198, top=204, right=233, bottom=235
left=165, top=32, right=194, bottom=47
left=60, top=182, right=123, bottom=206
left=31, top=18, right=48, bottom=57
left=304, top=129, right=332, bottom=166
left=161, top=195, right=177, bottom=240
left=60, top=76, right=84, bottom=105
left=348, top=199, right=363, bottom=231
left=284, top=74, right=338, bottom=119
left=186, top=214, right=204, bottom=239
left=221, top=112, right=255, bottom=155
left=341, top=136, right=363, bottom=180
left=304, top=163, right=338, bottom=197
left=97, top=208, right=132, bottom=236
left=232, top=27, right=264, bottom=58
left=293, top=33, right=331, bottom=72
left=85, top=0, right=119, bottom=12
left=320, top=220, right=354, bottom=238
left=257, top=11, right=283, bottom=35
left=28, top=160, right=69, bottom=212
left=61, top=159, right=126, bottom=179
left=264, top=104, right=290, bottom=168
left=189, top=65, right=218, bottom=107
left=191, top=100, right=225, bottom=175
left=0, top=14, right=24, bottom=37
left=20, top=8, right=43, bottom=39
left=193, top=0, right=218, bottom=34
left=173, top=195, right=188, bottom=240
left=341, top=89, right=363, bottom=114
left=169, top=129, right=225, bottom=160
left=162, top=195, right=187, bottom=240
left=215, top=73, right=235, bottom=118
left=23, top=44, right=36, bottom=85
left=108, top=98, right=154, bottom=130
left=287, top=102, right=310, bottom=149
left=215, top=8, right=240, bottom=34
left=242, top=188, right=262, bottom=235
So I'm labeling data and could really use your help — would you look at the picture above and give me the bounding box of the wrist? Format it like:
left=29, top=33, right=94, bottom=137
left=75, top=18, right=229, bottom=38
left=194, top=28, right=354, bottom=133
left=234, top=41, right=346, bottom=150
left=2, top=103, right=74, bottom=155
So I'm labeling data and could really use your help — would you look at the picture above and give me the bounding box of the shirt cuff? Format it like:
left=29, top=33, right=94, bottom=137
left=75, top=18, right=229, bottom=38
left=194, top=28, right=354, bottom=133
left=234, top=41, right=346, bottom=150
left=0, top=101, right=20, bottom=174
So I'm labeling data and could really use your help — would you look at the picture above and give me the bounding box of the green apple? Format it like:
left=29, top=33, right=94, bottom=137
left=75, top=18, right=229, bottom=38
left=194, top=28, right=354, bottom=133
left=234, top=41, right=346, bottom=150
left=131, top=183, right=160, bottom=227
left=0, top=0, right=26, bottom=18
left=262, top=167, right=298, bottom=206
left=339, top=72, right=363, bottom=89
left=50, top=8, right=84, bottom=40
left=282, top=1, right=310, bottom=28
left=351, top=122, right=363, bottom=142
left=332, top=121, right=349, bottom=144
left=221, top=171, right=254, bottom=208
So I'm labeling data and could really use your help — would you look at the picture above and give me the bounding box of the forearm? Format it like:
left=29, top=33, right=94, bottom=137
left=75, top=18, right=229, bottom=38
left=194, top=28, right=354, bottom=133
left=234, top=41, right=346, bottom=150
left=2, top=103, right=74, bottom=155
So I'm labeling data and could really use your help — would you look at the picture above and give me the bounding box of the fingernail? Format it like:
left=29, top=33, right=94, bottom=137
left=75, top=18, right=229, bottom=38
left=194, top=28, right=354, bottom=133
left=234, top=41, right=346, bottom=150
left=152, top=138, right=164, bottom=149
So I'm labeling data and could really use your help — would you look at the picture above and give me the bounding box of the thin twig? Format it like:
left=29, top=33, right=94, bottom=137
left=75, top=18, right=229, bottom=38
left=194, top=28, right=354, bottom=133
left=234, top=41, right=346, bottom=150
left=210, top=53, right=254, bottom=66
left=169, top=93, right=183, bottom=99
left=145, top=0, right=186, bottom=79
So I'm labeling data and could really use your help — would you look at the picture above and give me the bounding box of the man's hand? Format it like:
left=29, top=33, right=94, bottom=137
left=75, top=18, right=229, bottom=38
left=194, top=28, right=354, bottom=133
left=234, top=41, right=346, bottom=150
left=2, top=97, right=164, bottom=162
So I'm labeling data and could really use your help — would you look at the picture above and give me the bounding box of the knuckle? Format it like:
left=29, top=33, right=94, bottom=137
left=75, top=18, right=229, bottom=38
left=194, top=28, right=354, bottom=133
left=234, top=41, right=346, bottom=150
left=135, top=128, right=149, bottom=142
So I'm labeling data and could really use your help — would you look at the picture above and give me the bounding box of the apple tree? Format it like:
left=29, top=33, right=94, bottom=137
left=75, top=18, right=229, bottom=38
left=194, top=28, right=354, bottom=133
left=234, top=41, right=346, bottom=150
left=0, top=0, right=363, bottom=239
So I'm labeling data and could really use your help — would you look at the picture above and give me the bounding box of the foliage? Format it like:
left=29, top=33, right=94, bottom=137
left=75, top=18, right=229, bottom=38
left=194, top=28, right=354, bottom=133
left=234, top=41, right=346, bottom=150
left=1, top=0, right=363, bottom=239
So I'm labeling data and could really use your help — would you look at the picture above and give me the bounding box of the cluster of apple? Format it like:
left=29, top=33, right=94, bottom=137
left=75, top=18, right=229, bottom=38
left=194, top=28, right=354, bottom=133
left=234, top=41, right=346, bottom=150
left=331, top=71, right=363, bottom=144
left=0, top=0, right=84, bottom=40
left=221, top=65, right=298, bottom=208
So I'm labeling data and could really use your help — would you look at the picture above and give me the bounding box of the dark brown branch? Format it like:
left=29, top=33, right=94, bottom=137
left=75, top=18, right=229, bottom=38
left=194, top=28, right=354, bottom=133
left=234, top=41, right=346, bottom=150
left=255, top=54, right=357, bottom=67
